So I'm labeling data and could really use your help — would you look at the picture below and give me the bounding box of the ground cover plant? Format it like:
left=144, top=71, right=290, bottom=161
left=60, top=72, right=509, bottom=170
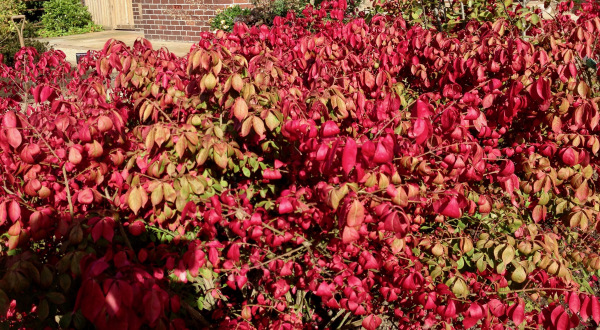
left=1, top=0, right=600, bottom=328
left=38, top=0, right=101, bottom=38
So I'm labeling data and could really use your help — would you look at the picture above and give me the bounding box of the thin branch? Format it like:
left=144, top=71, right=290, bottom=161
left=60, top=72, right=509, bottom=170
left=16, top=113, right=74, bottom=217
left=179, top=294, right=211, bottom=327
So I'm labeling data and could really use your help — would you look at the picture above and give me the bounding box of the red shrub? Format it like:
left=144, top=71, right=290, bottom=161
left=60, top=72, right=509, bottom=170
left=1, top=1, right=600, bottom=329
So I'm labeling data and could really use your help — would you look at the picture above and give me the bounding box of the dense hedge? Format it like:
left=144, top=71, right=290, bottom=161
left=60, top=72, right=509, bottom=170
left=1, top=0, right=600, bottom=329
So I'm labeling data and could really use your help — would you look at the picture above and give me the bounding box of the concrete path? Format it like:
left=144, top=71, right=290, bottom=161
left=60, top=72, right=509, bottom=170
left=38, top=30, right=195, bottom=65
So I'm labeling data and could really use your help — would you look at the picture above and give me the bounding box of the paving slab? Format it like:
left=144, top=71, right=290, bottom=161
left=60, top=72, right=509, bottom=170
left=38, top=30, right=196, bottom=65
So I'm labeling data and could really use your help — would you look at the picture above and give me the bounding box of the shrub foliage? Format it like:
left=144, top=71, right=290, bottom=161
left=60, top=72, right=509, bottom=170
left=39, top=0, right=101, bottom=37
left=0, top=0, right=24, bottom=39
left=1, top=0, right=600, bottom=329
left=210, top=5, right=252, bottom=32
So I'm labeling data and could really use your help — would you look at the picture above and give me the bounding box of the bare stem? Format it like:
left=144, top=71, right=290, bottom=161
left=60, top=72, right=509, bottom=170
left=16, top=114, right=74, bottom=217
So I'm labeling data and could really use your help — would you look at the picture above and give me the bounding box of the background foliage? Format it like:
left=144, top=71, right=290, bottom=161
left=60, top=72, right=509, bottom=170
left=0, top=0, right=25, bottom=40
left=210, top=5, right=252, bottom=32
left=1, top=0, right=600, bottom=329
left=39, top=0, right=101, bottom=37
left=0, top=1, right=48, bottom=67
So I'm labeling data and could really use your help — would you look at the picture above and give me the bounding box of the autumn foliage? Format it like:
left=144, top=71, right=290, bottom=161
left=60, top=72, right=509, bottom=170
left=1, top=0, right=600, bottom=328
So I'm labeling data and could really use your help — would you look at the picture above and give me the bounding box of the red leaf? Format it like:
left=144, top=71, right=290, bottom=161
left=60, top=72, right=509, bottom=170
left=2, top=111, right=17, bottom=128
left=208, top=247, right=219, bottom=267
left=384, top=212, right=408, bottom=234
left=412, top=99, right=432, bottom=118
left=359, top=250, right=379, bottom=269
left=0, top=202, right=6, bottom=225
left=346, top=200, right=365, bottom=228
left=373, top=141, right=392, bottom=163
left=69, top=147, right=82, bottom=165
left=108, top=281, right=132, bottom=315
left=551, top=305, right=564, bottom=325
left=482, top=94, right=494, bottom=108
left=98, top=115, right=113, bottom=133
left=128, top=221, right=145, bottom=236
left=40, top=85, right=53, bottom=103
left=278, top=198, right=293, bottom=214
left=6, top=128, right=22, bottom=149
left=263, top=168, right=282, bottom=180
left=561, top=147, right=578, bottom=166
left=413, top=118, right=431, bottom=145
left=581, top=295, right=590, bottom=321
left=536, top=78, right=550, bottom=101
left=499, top=161, right=515, bottom=177
left=488, top=299, right=505, bottom=317
left=321, top=121, right=340, bottom=137
left=556, top=310, right=569, bottom=330
left=364, top=70, right=375, bottom=89
left=509, top=302, right=525, bottom=326
left=463, top=317, right=479, bottom=329
left=342, top=225, right=360, bottom=244
left=102, top=218, right=115, bottom=242
left=77, top=280, right=104, bottom=322
left=568, top=292, right=581, bottom=314
left=316, top=282, right=333, bottom=298
left=92, top=217, right=114, bottom=242
left=342, top=138, right=357, bottom=176
left=437, top=300, right=457, bottom=318
left=362, top=314, right=382, bottom=330
left=591, top=296, right=600, bottom=324
left=32, top=85, right=42, bottom=103
left=435, top=197, right=462, bottom=218
left=8, top=200, right=20, bottom=222
left=467, top=303, right=483, bottom=319
left=78, top=188, right=94, bottom=205
left=105, top=283, right=121, bottom=316
left=143, top=290, right=162, bottom=324
left=227, top=243, right=240, bottom=262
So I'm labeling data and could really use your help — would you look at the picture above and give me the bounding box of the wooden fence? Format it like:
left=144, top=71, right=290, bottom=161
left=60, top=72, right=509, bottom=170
left=83, top=0, right=134, bottom=30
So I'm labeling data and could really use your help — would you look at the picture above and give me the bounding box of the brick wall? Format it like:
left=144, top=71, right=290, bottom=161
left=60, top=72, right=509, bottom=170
left=132, top=0, right=252, bottom=42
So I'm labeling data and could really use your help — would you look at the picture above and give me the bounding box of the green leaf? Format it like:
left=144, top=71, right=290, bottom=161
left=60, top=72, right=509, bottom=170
left=73, top=312, right=87, bottom=329
left=477, top=257, right=486, bottom=272
left=0, top=289, right=9, bottom=316
left=242, top=167, right=251, bottom=177
left=46, top=292, right=66, bottom=305
left=530, top=14, right=540, bottom=25
left=457, top=257, right=465, bottom=270
left=58, top=313, right=72, bottom=329
left=511, top=266, right=527, bottom=283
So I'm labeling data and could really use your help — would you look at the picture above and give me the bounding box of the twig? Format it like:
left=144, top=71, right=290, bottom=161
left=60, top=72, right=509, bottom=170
left=485, top=287, right=576, bottom=295
left=118, top=222, right=138, bottom=262
left=179, top=295, right=211, bottom=327
left=16, top=113, right=74, bottom=217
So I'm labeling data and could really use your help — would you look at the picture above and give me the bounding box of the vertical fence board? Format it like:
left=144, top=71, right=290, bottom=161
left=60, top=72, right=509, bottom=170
left=84, top=0, right=134, bottom=29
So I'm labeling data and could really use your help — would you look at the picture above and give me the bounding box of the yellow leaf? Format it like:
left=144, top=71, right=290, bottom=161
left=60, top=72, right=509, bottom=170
left=128, top=187, right=142, bottom=215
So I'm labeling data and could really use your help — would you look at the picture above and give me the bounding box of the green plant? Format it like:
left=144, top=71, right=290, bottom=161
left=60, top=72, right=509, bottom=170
left=242, top=0, right=311, bottom=26
left=39, top=0, right=101, bottom=37
left=24, top=1, right=46, bottom=23
left=372, top=0, right=547, bottom=34
left=210, top=5, right=251, bottom=32
left=0, top=0, right=25, bottom=40
left=0, top=24, right=48, bottom=67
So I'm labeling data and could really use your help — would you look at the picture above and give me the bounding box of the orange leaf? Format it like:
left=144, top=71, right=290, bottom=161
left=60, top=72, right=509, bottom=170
left=346, top=199, right=365, bottom=228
